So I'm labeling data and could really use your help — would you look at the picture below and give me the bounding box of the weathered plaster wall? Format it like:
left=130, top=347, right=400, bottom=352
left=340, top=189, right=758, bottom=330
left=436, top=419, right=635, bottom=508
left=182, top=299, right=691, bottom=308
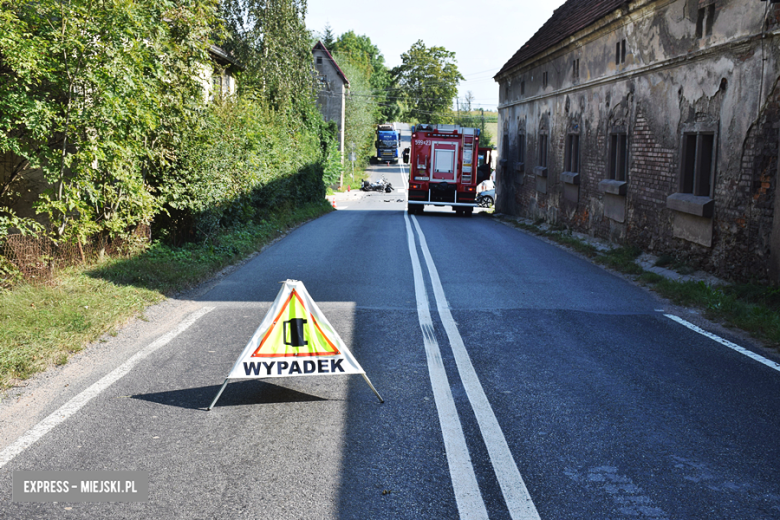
left=313, top=48, right=347, bottom=156
left=496, top=0, right=780, bottom=282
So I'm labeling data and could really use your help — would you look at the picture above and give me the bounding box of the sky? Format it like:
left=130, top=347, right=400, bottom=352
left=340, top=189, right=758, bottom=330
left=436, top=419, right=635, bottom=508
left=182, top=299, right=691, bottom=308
left=305, top=0, right=567, bottom=111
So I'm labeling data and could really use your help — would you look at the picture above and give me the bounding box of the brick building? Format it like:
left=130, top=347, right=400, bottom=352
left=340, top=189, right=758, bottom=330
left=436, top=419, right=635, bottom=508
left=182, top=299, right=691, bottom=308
left=494, top=0, right=780, bottom=282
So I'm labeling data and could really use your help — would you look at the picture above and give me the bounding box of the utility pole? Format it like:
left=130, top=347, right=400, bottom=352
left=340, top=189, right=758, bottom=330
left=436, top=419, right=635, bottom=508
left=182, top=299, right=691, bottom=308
left=349, top=142, right=355, bottom=183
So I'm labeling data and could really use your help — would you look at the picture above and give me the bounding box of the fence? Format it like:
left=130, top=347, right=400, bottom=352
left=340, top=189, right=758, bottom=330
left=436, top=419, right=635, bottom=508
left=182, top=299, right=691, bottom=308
left=2, top=225, right=151, bottom=284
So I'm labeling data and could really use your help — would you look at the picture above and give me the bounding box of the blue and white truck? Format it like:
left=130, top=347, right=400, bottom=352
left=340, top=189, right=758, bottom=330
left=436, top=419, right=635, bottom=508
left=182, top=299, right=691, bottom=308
left=374, top=123, right=400, bottom=164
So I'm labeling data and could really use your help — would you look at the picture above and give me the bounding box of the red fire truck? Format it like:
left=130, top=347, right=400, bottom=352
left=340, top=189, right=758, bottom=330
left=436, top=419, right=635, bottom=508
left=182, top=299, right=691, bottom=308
left=403, top=124, right=482, bottom=216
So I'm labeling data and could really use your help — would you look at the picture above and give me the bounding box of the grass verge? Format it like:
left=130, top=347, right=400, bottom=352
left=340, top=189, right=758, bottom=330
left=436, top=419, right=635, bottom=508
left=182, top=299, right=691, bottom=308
left=500, top=216, right=780, bottom=348
left=0, top=200, right=332, bottom=389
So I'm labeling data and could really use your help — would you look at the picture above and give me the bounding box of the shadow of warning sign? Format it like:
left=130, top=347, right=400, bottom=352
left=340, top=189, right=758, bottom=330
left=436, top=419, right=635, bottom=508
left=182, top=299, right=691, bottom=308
left=132, top=381, right=327, bottom=410
left=208, top=280, right=383, bottom=410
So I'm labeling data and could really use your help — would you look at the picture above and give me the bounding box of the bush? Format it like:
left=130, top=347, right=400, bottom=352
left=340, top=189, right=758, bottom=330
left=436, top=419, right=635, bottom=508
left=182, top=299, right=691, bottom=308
left=151, top=97, right=329, bottom=244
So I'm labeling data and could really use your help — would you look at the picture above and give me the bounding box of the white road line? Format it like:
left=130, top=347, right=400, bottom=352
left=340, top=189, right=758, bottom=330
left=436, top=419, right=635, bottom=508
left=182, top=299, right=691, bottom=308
left=404, top=213, right=489, bottom=520
left=0, top=306, right=215, bottom=469
left=411, top=216, right=542, bottom=520
left=400, top=165, right=409, bottom=203
left=665, top=314, right=780, bottom=373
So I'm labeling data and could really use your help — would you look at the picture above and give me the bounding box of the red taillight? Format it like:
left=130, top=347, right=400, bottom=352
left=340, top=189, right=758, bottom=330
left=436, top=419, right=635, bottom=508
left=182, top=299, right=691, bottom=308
left=465, top=186, right=475, bottom=193
left=410, top=183, right=422, bottom=190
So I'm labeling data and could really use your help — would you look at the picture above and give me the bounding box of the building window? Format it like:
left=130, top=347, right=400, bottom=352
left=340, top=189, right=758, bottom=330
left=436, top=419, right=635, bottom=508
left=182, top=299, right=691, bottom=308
left=608, top=133, right=628, bottom=182
left=518, top=133, right=526, bottom=164
left=696, top=4, right=715, bottom=38
left=681, top=132, right=716, bottom=196
left=573, top=58, right=580, bottom=80
left=542, top=71, right=548, bottom=88
left=538, top=134, right=548, bottom=168
left=520, top=80, right=525, bottom=96
left=210, top=74, right=223, bottom=101
left=706, top=4, right=715, bottom=35
left=616, top=39, right=626, bottom=65
left=564, top=134, right=579, bottom=173
left=316, top=56, right=323, bottom=65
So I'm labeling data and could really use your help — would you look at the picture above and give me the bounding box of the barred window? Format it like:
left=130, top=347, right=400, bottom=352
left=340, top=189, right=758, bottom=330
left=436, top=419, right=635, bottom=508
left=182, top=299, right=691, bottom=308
left=564, top=134, right=579, bottom=173
left=681, top=132, right=715, bottom=196
left=609, top=133, right=628, bottom=182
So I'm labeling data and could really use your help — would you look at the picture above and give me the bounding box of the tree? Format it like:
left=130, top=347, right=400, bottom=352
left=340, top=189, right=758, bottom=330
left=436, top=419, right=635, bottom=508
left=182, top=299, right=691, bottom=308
left=220, top=0, right=315, bottom=116
left=393, top=40, right=464, bottom=124
left=464, top=91, right=475, bottom=113
left=0, top=0, right=219, bottom=241
left=333, top=54, right=377, bottom=166
left=321, top=23, right=335, bottom=49
left=330, top=31, right=399, bottom=123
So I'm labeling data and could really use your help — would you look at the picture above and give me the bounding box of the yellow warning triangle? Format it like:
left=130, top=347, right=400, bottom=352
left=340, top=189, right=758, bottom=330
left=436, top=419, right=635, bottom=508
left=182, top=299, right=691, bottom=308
left=209, top=280, right=383, bottom=408
left=251, top=289, right=340, bottom=358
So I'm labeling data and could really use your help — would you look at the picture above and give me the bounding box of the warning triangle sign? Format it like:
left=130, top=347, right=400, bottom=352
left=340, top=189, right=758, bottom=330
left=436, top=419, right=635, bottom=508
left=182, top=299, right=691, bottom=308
left=250, top=289, right=340, bottom=358
left=209, top=280, right=382, bottom=408
left=211, top=280, right=377, bottom=398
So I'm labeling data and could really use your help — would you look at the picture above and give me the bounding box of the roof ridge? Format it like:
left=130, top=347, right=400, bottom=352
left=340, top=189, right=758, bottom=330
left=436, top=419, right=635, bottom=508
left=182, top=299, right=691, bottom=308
left=312, top=41, right=350, bottom=86
left=495, top=0, right=629, bottom=79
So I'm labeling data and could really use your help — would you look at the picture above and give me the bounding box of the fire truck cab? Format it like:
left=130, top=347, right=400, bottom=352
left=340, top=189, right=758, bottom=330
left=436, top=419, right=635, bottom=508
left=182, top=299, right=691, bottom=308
left=404, top=124, right=480, bottom=216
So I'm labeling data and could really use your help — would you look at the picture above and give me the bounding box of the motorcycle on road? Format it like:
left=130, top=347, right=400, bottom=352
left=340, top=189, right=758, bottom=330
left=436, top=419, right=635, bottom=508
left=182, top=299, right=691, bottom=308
left=361, top=177, right=393, bottom=193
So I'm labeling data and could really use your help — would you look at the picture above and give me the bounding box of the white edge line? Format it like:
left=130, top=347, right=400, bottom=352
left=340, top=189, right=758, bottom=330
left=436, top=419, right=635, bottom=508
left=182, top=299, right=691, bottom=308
left=412, top=215, right=542, bottom=520
left=0, top=306, right=215, bottom=469
left=404, top=213, right=489, bottom=519
left=664, top=314, right=780, bottom=373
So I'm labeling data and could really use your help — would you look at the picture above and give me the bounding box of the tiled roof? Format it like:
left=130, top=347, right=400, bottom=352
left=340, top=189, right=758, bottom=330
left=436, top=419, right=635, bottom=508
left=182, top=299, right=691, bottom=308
left=312, top=41, right=350, bottom=86
left=495, top=0, right=628, bottom=78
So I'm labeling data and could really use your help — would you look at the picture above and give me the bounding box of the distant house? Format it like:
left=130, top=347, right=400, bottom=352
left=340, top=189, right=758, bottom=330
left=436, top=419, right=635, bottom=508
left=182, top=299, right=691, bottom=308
left=494, top=0, right=780, bottom=283
left=204, top=44, right=242, bottom=102
left=1, top=44, right=243, bottom=228
left=312, top=41, right=350, bottom=162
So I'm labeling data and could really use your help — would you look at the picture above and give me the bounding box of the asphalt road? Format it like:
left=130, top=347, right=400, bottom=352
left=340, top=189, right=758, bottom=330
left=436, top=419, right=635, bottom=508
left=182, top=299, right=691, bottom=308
left=2, top=144, right=780, bottom=519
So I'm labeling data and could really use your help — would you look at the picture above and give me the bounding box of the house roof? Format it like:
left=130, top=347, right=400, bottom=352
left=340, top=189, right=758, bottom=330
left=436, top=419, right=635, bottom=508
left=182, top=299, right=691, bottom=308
left=312, top=41, right=350, bottom=86
left=495, top=0, right=628, bottom=79
left=209, top=45, right=244, bottom=71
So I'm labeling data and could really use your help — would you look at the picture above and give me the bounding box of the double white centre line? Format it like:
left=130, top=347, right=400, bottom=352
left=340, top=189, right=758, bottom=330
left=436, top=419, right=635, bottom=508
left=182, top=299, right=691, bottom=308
left=405, top=213, right=541, bottom=520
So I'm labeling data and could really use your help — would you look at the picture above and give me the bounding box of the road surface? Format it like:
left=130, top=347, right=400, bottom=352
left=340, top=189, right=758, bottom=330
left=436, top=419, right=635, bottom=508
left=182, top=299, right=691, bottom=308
left=2, top=142, right=780, bottom=519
